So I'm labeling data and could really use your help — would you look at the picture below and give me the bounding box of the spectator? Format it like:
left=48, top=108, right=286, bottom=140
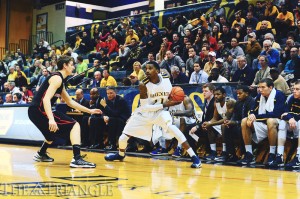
left=189, top=62, right=209, bottom=84
left=270, top=68, right=291, bottom=95
left=232, top=55, right=255, bottom=85
left=283, top=47, right=299, bottom=76
left=245, top=11, right=258, bottom=30
left=100, top=69, right=117, bottom=87
left=208, top=68, right=229, bottom=83
left=203, top=51, right=217, bottom=75
left=75, top=56, right=88, bottom=84
left=130, top=61, right=146, bottom=81
left=116, top=44, right=130, bottom=68
left=264, top=1, right=279, bottom=23
left=275, top=4, right=294, bottom=39
left=3, top=93, right=14, bottom=105
left=251, top=55, right=271, bottom=87
left=35, top=69, right=49, bottom=92
left=125, top=38, right=142, bottom=71
left=215, top=58, right=230, bottom=80
left=160, top=50, right=185, bottom=74
left=88, top=38, right=107, bottom=63
left=89, top=71, right=102, bottom=88
left=223, top=52, right=238, bottom=81
left=13, top=93, right=26, bottom=104
left=106, top=34, right=119, bottom=59
left=156, top=43, right=168, bottom=64
left=7, top=66, right=17, bottom=82
left=170, top=66, right=189, bottom=84
left=245, top=32, right=262, bottom=68
left=21, top=86, right=33, bottom=103
left=229, top=38, right=245, bottom=58
left=141, top=52, right=156, bottom=70
left=264, top=33, right=281, bottom=51
left=15, top=71, right=28, bottom=88
left=124, top=29, right=139, bottom=45
left=185, top=47, right=200, bottom=77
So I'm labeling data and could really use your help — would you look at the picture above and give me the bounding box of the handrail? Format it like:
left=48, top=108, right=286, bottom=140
left=50, top=40, right=64, bottom=47
left=0, top=47, right=7, bottom=60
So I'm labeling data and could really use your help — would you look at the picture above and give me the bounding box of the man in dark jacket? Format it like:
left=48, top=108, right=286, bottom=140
left=223, top=85, right=254, bottom=162
left=232, top=55, right=255, bottom=85
left=90, top=87, right=131, bottom=150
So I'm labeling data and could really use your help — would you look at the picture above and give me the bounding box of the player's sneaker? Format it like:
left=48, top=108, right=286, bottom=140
left=70, top=156, right=96, bottom=168
left=285, top=155, right=300, bottom=169
left=266, top=153, right=276, bottom=166
left=203, top=150, right=217, bottom=161
left=150, top=147, right=169, bottom=156
left=191, top=156, right=202, bottom=168
left=225, top=153, right=239, bottom=162
left=104, top=153, right=125, bottom=161
left=268, top=154, right=284, bottom=168
left=215, top=151, right=227, bottom=162
left=237, top=152, right=255, bottom=165
left=33, top=152, right=54, bottom=162
left=172, top=147, right=182, bottom=158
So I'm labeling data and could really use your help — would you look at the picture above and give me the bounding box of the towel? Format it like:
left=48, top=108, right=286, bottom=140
left=258, top=88, right=276, bottom=114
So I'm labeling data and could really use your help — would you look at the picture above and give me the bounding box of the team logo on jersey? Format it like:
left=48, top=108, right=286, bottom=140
left=149, top=92, right=170, bottom=98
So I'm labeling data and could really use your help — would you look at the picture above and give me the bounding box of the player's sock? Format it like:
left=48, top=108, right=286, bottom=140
left=297, top=147, right=300, bottom=156
left=119, top=134, right=129, bottom=156
left=269, top=146, right=276, bottom=154
left=72, top=145, right=81, bottom=160
left=159, top=137, right=166, bottom=149
left=245, top=145, right=252, bottom=154
left=178, top=144, right=182, bottom=149
left=210, top=144, right=216, bottom=151
left=277, top=146, right=284, bottom=155
left=222, top=143, right=226, bottom=152
left=39, top=142, right=50, bottom=154
left=187, top=148, right=196, bottom=157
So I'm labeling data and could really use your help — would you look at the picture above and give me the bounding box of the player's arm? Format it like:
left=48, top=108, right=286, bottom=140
left=138, top=82, right=165, bottom=112
left=61, top=87, right=102, bottom=115
left=208, top=103, right=224, bottom=126
left=172, top=96, right=194, bottom=117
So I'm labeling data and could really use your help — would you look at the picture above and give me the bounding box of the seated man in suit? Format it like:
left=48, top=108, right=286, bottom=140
left=89, top=86, right=131, bottom=150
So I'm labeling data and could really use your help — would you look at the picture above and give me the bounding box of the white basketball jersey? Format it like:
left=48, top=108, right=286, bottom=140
left=216, top=102, right=227, bottom=119
left=146, top=74, right=172, bottom=105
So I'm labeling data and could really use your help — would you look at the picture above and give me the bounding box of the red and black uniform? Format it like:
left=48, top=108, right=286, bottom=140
left=28, top=72, right=76, bottom=141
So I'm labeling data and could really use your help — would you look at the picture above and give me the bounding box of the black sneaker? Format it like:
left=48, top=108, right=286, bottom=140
left=33, top=152, right=54, bottom=162
left=70, top=156, right=96, bottom=168
left=266, top=153, right=276, bottom=166
left=285, top=155, right=300, bottom=169
left=268, top=154, right=284, bottom=168
left=203, top=150, right=217, bottom=161
left=225, top=154, right=239, bottom=162
left=237, top=152, right=255, bottom=165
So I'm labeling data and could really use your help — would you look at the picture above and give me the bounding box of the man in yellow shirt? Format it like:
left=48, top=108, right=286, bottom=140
left=100, top=69, right=117, bottom=87
left=124, top=29, right=139, bottom=46
left=275, top=5, right=294, bottom=38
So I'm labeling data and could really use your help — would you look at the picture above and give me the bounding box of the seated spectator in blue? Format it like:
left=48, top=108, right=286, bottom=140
left=189, top=62, right=209, bottom=84
left=231, top=55, right=255, bottom=86
left=252, top=40, right=280, bottom=71
left=170, top=66, right=189, bottom=84
left=35, top=69, right=49, bottom=92
left=283, top=47, right=299, bottom=75
left=3, top=93, right=14, bottom=105
left=90, top=71, right=102, bottom=88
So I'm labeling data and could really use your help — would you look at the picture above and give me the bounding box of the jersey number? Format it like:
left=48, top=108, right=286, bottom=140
left=154, top=98, right=164, bottom=104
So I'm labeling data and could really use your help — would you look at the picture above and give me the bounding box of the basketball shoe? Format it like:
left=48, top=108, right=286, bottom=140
left=237, top=152, right=255, bottom=165
left=203, top=150, right=217, bottom=161
left=105, top=153, right=125, bottom=161
left=70, top=156, right=96, bottom=168
left=150, top=147, right=169, bottom=156
left=191, top=156, right=202, bottom=168
left=266, top=153, right=276, bottom=166
left=172, top=147, right=182, bottom=158
left=33, top=152, right=54, bottom=162
left=268, top=154, right=284, bottom=168
left=285, top=155, right=300, bottom=169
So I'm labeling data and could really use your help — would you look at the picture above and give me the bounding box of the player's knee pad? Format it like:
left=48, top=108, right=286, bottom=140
left=167, top=125, right=187, bottom=145
left=119, top=133, right=129, bottom=150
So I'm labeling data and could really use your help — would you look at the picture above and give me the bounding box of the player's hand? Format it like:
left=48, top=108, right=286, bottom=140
left=289, top=118, right=297, bottom=130
left=246, top=119, right=253, bottom=128
left=49, top=119, right=59, bottom=133
left=163, top=100, right=181, bottom=107
left=100, top=98, right=107, bottom=107
left=103, top=116, right=109, bottom=124
left=224, top=120, right=235, bottom=128
left=90, top=109, right=102, bottom=115
left=190, top=126, right=197, bottom=134
left=247, top=114, right=256, bottom=122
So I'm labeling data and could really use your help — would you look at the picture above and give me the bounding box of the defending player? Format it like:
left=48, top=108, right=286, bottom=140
left=28, top=56, right=102, bottom=168
left=104, top=61, right=201, bottom=168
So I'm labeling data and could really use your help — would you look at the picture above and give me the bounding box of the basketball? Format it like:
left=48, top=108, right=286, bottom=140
left=169, top=86, right=185, bottom=102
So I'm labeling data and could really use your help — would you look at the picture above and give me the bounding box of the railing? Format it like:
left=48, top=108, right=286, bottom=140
left=29, top=31, right=54, bottom=55
left=0, top=47, right=7, bottom=60
left=9, top=43, right=19, bottom=53
left=19, top=39, right=29, bottom=55
left=50, top=40, right=64, bottom=47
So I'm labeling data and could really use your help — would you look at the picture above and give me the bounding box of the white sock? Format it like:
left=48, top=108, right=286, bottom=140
left=222, top=143, right=226, bottom=152
left=269, top=146, right=276, bottom=154
left=245, top=145, right=252, bottom=154
left=297, top=147, right=300, bottom=156
left=119, top=151, right=125, bottom=156
left=159, top=137, right=166, bottom=149
left=178, top=144, right=182, bottom=149
left=186, top=148, right=196, bottom=157
left=277, top=146, right=284, bottom=155
left=210, top=144, right=216, bottom=151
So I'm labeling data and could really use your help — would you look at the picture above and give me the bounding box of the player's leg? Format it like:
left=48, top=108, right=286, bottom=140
left=266, top=118, right=279, bottom=167
left=270, top=120, right=287, bottom=167
left=237, top=118, right=256, bottom=165
left=286, top=121, right=300, bottom=169
left=156, top=111, right=201, bottom=168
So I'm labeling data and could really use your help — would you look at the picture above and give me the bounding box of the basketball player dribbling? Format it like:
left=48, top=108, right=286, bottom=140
left=105, top=61, right=201, bottom=168
left=28, top=56, right=102, bottom=168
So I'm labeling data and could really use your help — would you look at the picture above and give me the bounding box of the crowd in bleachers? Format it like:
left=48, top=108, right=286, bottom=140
left=1, top=0, right=300, bottom=167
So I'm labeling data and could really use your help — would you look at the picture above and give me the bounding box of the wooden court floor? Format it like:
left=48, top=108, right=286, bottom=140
left=0, top=144, right=300, bottom=199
